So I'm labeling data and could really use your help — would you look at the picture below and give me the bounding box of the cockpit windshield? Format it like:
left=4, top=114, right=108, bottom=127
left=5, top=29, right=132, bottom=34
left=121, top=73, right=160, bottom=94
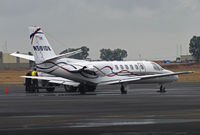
left=151, top=62, right=163, bottom=71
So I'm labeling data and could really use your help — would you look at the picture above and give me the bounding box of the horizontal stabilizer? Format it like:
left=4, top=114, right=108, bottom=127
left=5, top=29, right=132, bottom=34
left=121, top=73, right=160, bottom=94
left=10, top=52, right=35, bottom=61
left=21, top=76, right=80, bottom=87
left=55, top=49, right=82, bottom=59
left=10, top=49, right=83, bottom=63
left=43, top=49, right=83, bottom=62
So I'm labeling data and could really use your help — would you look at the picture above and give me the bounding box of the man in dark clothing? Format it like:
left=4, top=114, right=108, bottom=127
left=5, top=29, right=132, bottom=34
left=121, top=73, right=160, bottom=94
left=25, top=71, right=32, bottom=92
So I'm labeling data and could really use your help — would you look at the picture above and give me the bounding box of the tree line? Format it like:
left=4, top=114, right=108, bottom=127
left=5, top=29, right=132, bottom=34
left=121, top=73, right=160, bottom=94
left=189, top=36, right=200, bottom=60
left=60, top=46, right=128, bottom=61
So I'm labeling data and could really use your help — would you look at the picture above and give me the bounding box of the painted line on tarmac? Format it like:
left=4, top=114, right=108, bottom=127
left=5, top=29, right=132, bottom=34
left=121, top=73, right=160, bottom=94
left=67, top=119, right=200, bottom=128
left=1, top=119, right=200, bottom=131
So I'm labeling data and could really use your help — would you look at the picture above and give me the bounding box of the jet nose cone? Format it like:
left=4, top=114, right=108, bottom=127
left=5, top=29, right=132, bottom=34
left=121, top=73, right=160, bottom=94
left=164, top=70, right=178, bottom=81
left=174, top=75, right=179, bottom=81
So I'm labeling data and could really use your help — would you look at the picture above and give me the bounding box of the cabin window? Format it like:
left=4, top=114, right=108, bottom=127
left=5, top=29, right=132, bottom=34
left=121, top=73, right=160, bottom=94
left=140, top=65, right=144, bottom=70
left=115, top=65, right=119, bottom=70
left=135, top=65, right=139, bottom=70
left=120, top=65, right=124, bottom=70
left=130, top=65, right=134, bottom=70
left=125, top=65, right=129, bottom=70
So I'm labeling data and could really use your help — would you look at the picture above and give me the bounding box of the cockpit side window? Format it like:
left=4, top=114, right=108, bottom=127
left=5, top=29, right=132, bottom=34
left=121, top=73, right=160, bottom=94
left=151, top=62, right=163, bottom=71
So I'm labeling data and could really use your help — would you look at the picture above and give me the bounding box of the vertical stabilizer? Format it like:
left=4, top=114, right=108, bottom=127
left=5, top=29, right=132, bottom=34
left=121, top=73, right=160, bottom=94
left=29, top=26, right=56, bottom=64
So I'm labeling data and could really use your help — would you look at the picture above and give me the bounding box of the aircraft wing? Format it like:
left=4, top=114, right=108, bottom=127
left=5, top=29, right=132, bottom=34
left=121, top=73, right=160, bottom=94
left=21, top=76, right=80, bottom=87
left=98, top=77, right=141, bottom=85
left=138, top=71, right=193, bottom=80
left=98, top=71, right=193, bottom=85
left=10, top=52, right=35, bottom=61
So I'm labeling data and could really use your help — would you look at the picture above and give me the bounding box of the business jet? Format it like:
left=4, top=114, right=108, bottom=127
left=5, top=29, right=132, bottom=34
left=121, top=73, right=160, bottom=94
left=11, top=26, right=193, bottom=94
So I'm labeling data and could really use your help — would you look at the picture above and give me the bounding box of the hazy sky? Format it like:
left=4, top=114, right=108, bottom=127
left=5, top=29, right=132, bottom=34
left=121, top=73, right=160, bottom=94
left=1, top=0, right=200, bottom=60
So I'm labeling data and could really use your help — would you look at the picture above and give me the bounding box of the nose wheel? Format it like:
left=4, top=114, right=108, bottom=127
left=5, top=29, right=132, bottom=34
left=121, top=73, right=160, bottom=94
left=157, top=85, right=166, bottom=93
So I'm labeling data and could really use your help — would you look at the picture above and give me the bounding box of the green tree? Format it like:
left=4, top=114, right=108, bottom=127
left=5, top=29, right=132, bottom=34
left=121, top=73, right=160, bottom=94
left=100, top=48, right=127, bottom=61
left=113, top=48, right=127, bottom=61
left=189, top=36, right=200, bottom=60
left=60, top=46, right=89, bottom=60
left=100, top=48, right=112, bottom=61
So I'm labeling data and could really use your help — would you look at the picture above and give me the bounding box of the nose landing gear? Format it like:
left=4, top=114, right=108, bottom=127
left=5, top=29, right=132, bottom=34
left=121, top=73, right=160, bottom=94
left=157, top=85, right=166, bottom=93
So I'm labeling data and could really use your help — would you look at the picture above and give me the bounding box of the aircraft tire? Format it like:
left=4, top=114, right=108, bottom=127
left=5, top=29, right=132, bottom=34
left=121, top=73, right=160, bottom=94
left=86, top=85, right=96, bottom=92
left=64, top=85, right=77, bottom=92
left=79, top=84, right=86, bottom=95
left=46, top=87, right=55, bottom=93
left=159, top=85, right=166, bottom=93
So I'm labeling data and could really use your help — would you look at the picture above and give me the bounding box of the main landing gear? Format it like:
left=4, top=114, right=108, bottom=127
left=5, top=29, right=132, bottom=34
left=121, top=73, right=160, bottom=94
left=120, top=84, right=128, bottom=94
left=64, top=85, right=77, bottom=93
left=79, top=83, right=86, bottom=95
left=78, top=83, right=97, bottom=95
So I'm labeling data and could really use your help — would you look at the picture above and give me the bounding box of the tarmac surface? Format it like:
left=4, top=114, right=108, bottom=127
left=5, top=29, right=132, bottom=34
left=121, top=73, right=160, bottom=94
left=0, top=82, right=200, bottom=135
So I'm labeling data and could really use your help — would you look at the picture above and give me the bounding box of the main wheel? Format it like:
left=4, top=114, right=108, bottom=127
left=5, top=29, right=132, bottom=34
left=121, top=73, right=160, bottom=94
left=64, top=85, right=77, bottom=92
left=78, top=84, right=86, bottom=95
left=159, top=85, right=166, bottom=93
left=86, top=85, right=96, bottom=92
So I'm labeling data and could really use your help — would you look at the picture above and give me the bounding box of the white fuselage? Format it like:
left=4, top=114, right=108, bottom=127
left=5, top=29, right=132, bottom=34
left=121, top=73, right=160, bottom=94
left=36, top=58, right=178, bottom=85
left=10, top=26, right=192, bottom=93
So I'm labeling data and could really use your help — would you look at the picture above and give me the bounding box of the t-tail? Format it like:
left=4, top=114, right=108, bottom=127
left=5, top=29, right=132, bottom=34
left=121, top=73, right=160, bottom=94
left=29, top=26, right=56, bottom=64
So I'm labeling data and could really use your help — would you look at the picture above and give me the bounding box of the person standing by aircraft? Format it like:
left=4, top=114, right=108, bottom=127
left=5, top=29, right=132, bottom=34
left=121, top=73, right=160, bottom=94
left=32, top=68, right=39, bottom=92
left=25, top=71, right=32, bottom=92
